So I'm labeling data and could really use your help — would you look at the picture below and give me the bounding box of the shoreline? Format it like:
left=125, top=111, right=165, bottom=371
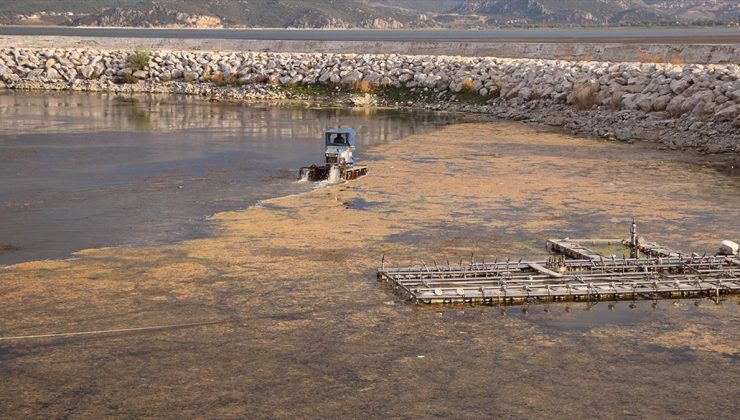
left=0, top=47, right=737, bottom=157
left=3, top=78, right=739, bottom=163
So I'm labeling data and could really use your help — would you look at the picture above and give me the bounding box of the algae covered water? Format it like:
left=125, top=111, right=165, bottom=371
left=0, top=91, right=454, bottom=264
left=1, top=98, right=739, bottom=418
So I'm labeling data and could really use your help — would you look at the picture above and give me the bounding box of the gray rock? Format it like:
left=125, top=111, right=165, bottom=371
left=666, top=95, right=685, bottom=116
left=635, top=95, right=652, bottom=112
left=183, top=71, right=199, bottom=82
left=715, top=104, right=739, bottom=121
left=340, top=70, right=363, bottom=84
left=364, top=71, right=382, bottom=84
left=670, top=78, right=690, bottom=94
left=318, top=71, right=332, bottom=84
left=615, top=127, right=636, bottom=141
left=45, top=68, right=60, bottom=81
left=79, top=65, right=94, bottom=79
left=651, top=94, right=672, bottom=112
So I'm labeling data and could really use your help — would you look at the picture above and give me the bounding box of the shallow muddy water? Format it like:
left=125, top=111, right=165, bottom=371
left=0, top=91, right=456, bottom=264
left=0, top=97, right=739, bottom=418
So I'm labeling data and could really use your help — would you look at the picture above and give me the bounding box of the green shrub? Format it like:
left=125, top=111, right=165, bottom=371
left=128, top=50, right=150, bottom=71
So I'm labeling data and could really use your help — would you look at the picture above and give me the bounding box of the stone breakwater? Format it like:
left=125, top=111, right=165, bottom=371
left=1, top=47, right=738, bottom=154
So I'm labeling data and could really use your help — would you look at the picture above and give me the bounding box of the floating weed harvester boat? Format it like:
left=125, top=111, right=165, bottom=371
left=299, top=128, right=368, bottom=182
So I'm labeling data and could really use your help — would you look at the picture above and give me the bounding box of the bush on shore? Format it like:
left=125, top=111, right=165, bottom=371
left=128, top=50, right=150, bottom=71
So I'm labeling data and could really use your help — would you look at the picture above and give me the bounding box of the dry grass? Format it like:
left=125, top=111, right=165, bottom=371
left=352, top=79, right=373, bottom=93
left=210, top=73, right=240, bottom=87
left=609, top=89, right=623, bottom=111
left=637, top=53, right=684, bottom=65
left=638, top=53, right=663, bottom=63
left=252, top=74, right=270, bottom=84
left=530, top=87, right=543, bottom=100
left=572, top=82, right=599, bottom=110
left=461, top=78, right=474, bottom=93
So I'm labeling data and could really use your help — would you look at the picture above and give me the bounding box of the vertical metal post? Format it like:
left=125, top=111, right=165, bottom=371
left=630, top=217, right=638, bottom=258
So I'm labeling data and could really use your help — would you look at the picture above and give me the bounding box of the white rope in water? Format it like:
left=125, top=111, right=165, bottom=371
left=0, top=320, right=225, bottom=342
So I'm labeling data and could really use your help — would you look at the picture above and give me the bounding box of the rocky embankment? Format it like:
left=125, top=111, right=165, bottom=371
left=0, top=47, right=738, bottom=154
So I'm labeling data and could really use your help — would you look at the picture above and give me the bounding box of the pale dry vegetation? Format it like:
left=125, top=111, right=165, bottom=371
left=572, top=82, right=599, bottom=110
left=352, top=79, right=374, bottom=93
left=609, top=89, right=623, bottom=111
left=461, top=78, right=475, bottom=94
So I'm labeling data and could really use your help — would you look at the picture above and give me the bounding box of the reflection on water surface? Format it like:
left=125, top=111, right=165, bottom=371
left=0, top=91, right=458, bottom=264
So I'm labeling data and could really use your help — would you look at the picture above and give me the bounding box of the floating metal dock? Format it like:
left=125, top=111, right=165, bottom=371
left=378, top=255, right=740, bottom=304
left=546, top=238, right=621, bottom=260
left=380, top=220, right=740, bottom=305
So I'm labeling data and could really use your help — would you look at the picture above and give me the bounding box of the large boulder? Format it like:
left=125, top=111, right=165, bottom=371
left=650, top=94, right=672, bottom=112
left=45, top=68, right=60, bottom=81
left=635, top=95, right=653, bottom=112
left=666, top=95, right=685, bottom=116
left=364, top=71, right=382, bottom=84
left=714, top=104, right=739, bottom=121
left=318, top=71, right=332, bottom=84
left=670, top=78, right=690, bottom=94
left=79, top=65, right=94, bottom=79
left=340, top=70, right=363, bottom=84
left=183, top=71, right=199, bottom=82
left=133, top=70, right=148, bottom=80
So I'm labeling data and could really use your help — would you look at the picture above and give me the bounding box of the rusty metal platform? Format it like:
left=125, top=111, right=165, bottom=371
left=378, top=255, right=740, bottom=305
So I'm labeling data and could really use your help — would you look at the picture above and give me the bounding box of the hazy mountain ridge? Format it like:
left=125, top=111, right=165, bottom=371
left=0, top=0, right=737, bottom=27
left=451, top=0, right=740, bottom=25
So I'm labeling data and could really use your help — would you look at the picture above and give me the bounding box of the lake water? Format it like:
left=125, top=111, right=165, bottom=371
left=0, top=91, right=458, bottom=264
left=1, top=92, right=738, bottom=418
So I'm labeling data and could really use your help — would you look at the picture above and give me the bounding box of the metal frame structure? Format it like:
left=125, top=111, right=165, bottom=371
left=378, top=231, right=740, bottom=305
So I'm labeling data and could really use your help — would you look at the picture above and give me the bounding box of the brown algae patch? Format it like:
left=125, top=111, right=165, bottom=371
left=1, top=122, right=739, bottom=418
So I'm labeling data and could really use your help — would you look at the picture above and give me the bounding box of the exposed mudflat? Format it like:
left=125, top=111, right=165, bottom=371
left=1, top=122, right=739, bottom=417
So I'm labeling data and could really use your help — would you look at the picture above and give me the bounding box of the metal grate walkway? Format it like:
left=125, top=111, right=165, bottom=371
left=378, top=255, right=740, bottom=304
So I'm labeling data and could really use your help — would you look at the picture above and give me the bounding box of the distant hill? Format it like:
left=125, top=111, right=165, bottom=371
left=0, top=0, right=737, bottom=28
left=448, top=0, right=740, bottom=26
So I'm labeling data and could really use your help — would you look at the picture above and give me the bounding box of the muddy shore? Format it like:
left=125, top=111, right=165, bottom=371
left=1, top=121, right=738, bottom=417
